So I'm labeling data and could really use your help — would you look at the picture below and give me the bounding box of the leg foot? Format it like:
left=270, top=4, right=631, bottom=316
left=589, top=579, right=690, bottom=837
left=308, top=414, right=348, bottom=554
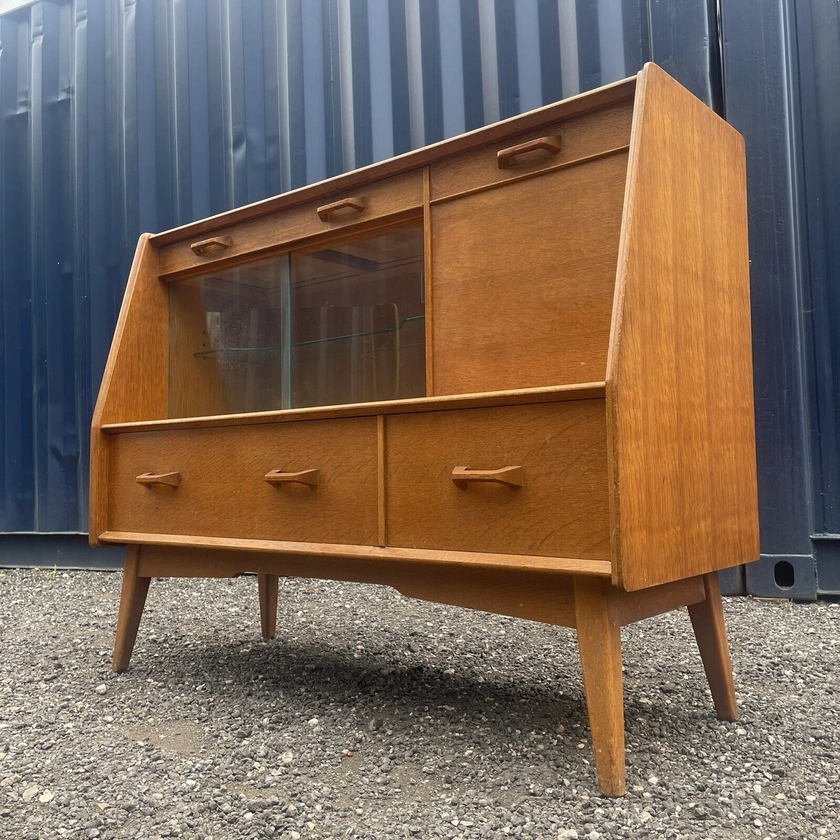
left=258, top=573, right=279, bottom=639
left=112, top=546, right=151, bottom=672
left=574, top=577, right=625, bottom=797
left=688, top=572, right=739, bottom=721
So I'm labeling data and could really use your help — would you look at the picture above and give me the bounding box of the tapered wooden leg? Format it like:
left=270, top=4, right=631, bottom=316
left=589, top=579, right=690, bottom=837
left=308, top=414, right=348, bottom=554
left=112, top=546, right=151, bottom=673
left=688, top=572, right=739, bottom=721
left=258, top=573, right=279, bottom=639
left=574, top=577, right=625, bottom=797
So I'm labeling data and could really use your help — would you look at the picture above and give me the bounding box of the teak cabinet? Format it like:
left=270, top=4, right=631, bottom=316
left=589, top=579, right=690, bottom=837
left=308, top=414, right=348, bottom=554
left=90, top=64, right=759, bottom=796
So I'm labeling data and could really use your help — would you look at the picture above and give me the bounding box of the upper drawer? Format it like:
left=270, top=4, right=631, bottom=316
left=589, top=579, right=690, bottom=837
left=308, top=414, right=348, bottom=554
left=158, top=170, right=424, bottom=278
left=430, top=100, right=633, bottom=202
left=107, top=417, right=379, bottom=545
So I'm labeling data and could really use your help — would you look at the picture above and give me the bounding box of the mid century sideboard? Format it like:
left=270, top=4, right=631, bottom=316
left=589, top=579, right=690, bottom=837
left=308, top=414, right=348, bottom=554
left=90, top=63, right=759, bottom=796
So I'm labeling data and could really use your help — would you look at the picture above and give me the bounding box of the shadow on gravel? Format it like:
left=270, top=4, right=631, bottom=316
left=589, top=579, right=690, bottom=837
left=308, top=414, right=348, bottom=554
left=120, top=632, right=709, bottom=752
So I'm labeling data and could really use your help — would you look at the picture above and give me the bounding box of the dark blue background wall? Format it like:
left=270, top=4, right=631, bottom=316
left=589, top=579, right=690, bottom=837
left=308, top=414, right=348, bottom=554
left=0, top=0, right=836, bottom=596
left=720, top=0, right=840, bottom=598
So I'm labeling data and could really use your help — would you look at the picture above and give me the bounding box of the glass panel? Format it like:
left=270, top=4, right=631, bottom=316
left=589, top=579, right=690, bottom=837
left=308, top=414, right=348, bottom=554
left=169, top=257, right=291, bottom=418
left=168, top=224, right=424, bottom=418
left=290, top=226, right=425, bottom=408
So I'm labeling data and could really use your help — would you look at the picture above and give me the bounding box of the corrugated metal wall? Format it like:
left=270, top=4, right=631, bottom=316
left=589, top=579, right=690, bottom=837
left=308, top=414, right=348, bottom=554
left=796, top=0, right=840, bottom=594
left=1, top=1, right=834, bottom=590
left=0, top=0, right=721, bottom=543
left=720, top=0, right=840, bottom=598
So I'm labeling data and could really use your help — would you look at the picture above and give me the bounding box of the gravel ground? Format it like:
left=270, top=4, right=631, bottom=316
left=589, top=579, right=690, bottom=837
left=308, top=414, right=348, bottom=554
left=0, top=568, right=837, bottom=840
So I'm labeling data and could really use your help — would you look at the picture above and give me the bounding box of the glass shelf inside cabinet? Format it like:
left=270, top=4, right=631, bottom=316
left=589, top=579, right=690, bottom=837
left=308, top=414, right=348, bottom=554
left=168, top=225, right=425, bottom=418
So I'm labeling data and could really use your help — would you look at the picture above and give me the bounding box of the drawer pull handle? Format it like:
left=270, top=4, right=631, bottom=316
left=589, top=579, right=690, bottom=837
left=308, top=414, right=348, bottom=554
left=452, top=466, right=523, bottom=488
left=316, top=196, right=367, bottom=222
left=136, top=472, right=181, bottom=488
left=190, top=235, right=231, bottom=256
left=265, top=469, right=320, bottom=487
left=496, top=136, right=562, bottom=169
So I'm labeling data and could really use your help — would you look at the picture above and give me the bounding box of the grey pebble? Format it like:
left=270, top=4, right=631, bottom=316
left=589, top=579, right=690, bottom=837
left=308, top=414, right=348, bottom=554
left=0, top=569, right=839, bottom=839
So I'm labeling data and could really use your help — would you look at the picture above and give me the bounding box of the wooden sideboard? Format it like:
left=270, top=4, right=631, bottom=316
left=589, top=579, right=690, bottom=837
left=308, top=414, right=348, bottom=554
left=90, top=63, right=759, bottom=796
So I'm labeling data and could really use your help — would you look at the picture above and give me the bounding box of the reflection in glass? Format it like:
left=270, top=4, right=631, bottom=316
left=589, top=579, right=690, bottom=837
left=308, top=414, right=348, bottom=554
left=168, top=225, right=424, bottom=418
left=291, top=227, right=425, bottom=407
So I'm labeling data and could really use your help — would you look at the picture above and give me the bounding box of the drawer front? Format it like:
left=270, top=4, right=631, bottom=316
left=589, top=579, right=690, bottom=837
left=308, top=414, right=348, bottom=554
left=108, top=418, right=378, bottom=545
left=385, top=402, right=610, bottom=560
left=430, top=100, right=632, bottom=202
left=158, top=170, right=424, bottom=278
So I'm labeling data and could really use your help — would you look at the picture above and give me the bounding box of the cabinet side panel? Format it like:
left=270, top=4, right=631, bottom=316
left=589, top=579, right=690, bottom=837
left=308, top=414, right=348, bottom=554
left=609, top=64, right=760, bottom=591
left=90, top=236, right=167, bottom=542
left=92, top=236, right=168, bottom=427
left=88, top=428, right=110, bottom=546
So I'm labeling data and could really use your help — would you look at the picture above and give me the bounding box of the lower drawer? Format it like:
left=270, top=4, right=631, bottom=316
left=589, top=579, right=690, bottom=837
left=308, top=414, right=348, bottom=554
left=107, top=418, right=379, bottom=545
left=384, top=401, right=610, bottom=560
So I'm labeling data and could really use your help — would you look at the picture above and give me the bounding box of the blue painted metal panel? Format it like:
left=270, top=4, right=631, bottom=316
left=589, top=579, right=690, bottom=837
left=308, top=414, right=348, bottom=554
left=720, top=0, right=816, bottom=598
left=795, top=0, right=840, bottom=594
left=0, top=0, right=727, bottom=571
left=0, top=533, right=124, bottom=570
left=721, top=0, right=840, bottom=598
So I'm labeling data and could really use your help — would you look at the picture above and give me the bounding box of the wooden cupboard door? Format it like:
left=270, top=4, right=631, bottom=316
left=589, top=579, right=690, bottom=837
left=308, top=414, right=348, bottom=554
left=430, top=152, right=627, bottom=395
left=107, top=418, right=378, bottom=545
left=385, top=401, right=611, bottom=560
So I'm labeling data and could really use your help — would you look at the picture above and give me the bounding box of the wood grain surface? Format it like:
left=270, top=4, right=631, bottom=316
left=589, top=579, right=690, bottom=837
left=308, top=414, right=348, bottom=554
left=111, top=546, right=151, bottom=672
left=92, top=65, right=752, bottom=798
left=430, top=100, right=632, bottom=201
left=687, top=573, right=739, bottom=721
left=91, top=235, right=168, bottom=426
left=101, top=383, right=607, bottom=432
left=607, top=63, right=759, bottom=591
left=385, top=401, right=611, bottom=560
left=431, top=152, right=628, bottom=394
left=106, top=418, right=379, bottom=545
left=100, top=531, right=613, bottom=577
left=128, top=544, right=586, bottom=626
left=612, top=575, right=706, bottom=626
left=574, top=576, right=625, bottom=796
left=150, top=76, right=636, bottom=249
left=258, top=573, right=279, bottom=639
left=158, top=172, right=423, bottom=278
left=423, top=167, right=435, bottom=395
left=89, top=236, right=167, bottom=543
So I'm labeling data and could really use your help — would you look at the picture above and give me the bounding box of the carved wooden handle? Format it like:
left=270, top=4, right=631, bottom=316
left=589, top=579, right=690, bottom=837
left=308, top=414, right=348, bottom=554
left=316, top=196, right=367, bottom=222
left=265, top=469, right=320, bottom=486
left=496, top=135, right=562, bottom=170
left=136, top=472, right=181, bottom=488
left=451, top=466, right=524, bottom=488
left=190, top=235, right=232, bottom=256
